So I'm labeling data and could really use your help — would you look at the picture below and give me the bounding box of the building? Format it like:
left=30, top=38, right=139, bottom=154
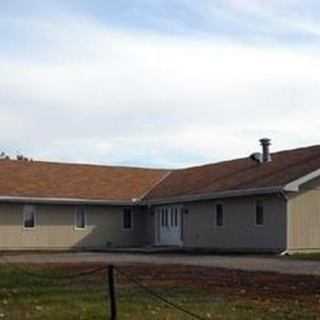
left=0, top=139, right=320, bottom=253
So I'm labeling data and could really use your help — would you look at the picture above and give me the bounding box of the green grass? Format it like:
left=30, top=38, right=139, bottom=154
left=0, top=265, right=317, bottom=319
left=286, top=253, right=320, bottom=261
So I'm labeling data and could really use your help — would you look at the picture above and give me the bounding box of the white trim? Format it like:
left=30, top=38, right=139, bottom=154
left=0, top=196, right=133, bottom=206
left=122, top=208, right=134, bottom=231
left=74, top=207, right=87, bottom=230
left=284, top=169, right=320, bottom=192
left=23, top=205, right=36, bottom=230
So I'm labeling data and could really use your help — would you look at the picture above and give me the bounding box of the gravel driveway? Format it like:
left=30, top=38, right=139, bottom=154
left=1, top=252, right=320, bottom=276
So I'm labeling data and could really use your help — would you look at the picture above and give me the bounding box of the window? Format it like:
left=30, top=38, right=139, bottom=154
left=216, top=204, right=224, bottom=227
left=164, top=208, right=168, bottom=227
left=123, top=208, right=133, bottom=230
left=75, top=207, right=86, bottom=229
left=170, top=208, right=174, bottom=226
left=256, top=200, right=264, bottom=226
left=174, top=208, right=178, bottom=227
left=23, top=205, right=36, bottom=229
left=161, top=209, right=165, bottom=227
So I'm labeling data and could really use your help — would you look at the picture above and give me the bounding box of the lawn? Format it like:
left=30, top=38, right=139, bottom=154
left=0, top=263, right=319, bottom=319
left=286, top=253, right=320, bottom=261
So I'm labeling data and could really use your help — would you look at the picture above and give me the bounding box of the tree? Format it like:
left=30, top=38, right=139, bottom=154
left=0, top=152, right=10, bottom=160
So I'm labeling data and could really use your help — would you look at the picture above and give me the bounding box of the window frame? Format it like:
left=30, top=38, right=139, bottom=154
left=74, top=207, right=87, bottom=230
left=255, top=200, right=264, bottom=226
left=215, top=203, right=224, bottom=227
left=122, top=208, right=134, bottom=231
left=23, top=205, right=36, bottom=230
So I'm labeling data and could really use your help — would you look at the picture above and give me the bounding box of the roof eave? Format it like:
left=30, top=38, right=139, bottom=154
left=144, top=186, right=285, bottom=206
left=0, top=196, right=136, bottom=206
left=2, top=177, right=315, bottom=206
left=283, top=168, right=320, bottom=192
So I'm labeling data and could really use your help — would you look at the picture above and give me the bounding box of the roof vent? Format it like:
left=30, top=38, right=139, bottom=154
left=260, top=138, right=272, bottom=162
left=250, top=152, right=262, bottom=163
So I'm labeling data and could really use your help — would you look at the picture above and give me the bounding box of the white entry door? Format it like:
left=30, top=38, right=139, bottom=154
left=157, top=207, right=182, bottom=246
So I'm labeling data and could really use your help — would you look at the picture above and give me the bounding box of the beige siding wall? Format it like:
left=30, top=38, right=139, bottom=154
left=0, top=203, right=147, bottom=250
left=159, top=195, right=286, bottom=252
left=288, top=179, right=320, bottom=252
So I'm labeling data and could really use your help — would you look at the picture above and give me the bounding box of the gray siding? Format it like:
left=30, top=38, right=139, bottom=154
left=145, top=207, right=156, bottom=246
left=176, top=195, right=286, bottom=252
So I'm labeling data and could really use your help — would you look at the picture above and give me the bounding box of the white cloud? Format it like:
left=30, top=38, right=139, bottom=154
left=0, top=16, right=320, bottom=167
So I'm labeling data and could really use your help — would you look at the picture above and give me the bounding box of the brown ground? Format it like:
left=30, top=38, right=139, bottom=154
left=28, top=263, right=320, bottom=313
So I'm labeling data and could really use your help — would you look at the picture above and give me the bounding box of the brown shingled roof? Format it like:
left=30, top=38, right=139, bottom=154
left=0, top=160, right=169, bottom=201
left=144, top=145, right=320, bottom=201
left=1, top=145, right=320, bottom=203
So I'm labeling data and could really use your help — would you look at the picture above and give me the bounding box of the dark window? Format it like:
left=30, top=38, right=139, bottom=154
left=75, top=207, right=86, bottom=229
left=160, top=209, right=164, bottom=226
left=256, top=200, right=264, bottom=225
left=170, top=208, right=174, bottom=226
left=174, top=208, right=178, bottom=227
left=24, top=205, right=36, bottom=229
left=123, top=208, right=133, bottom=230
left=164, top=208, right=168, bottom=227
left=216, top=204, right=224, bottom=227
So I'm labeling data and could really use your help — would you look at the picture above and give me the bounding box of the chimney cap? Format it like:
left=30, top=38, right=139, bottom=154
left=260, top=138, right=271, bottom=145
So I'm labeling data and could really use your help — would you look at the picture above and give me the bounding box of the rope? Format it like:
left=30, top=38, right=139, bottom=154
left=0, top=257, right=209, bottom=319
left=116, top=267, right=207, bottom=320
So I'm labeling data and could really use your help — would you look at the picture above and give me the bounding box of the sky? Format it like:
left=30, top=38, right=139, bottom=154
left=1, top=0, right=320, bottom=168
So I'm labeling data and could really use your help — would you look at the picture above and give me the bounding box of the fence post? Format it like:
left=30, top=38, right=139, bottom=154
left=108, top=265, right=117, bottom=320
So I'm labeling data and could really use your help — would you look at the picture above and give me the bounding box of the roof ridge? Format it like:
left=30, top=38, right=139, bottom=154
left=179, top=144, right=320, bottom=171
left=2, top=144, right=320, bottom=172
left=0, top=159, right=169, bottom=172
left=139, top=171, right=173, bottom=201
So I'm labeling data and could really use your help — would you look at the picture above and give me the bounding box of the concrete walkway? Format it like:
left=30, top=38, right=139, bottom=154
left=1, top=252, right=320, bottom=276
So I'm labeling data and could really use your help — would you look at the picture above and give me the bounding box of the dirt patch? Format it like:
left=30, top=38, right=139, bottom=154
left=116, top=264, right=320, bottom=312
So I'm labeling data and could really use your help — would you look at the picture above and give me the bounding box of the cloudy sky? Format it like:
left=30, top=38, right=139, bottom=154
left=1, top=0, right=320, bottom=168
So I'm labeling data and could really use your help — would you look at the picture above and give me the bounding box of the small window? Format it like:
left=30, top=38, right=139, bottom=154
left=170, top=208, right=174, bottom=226
left=216, top=204, right=224, bottom=227
left=174, top=208, right=178, bottom=227
left=123, top=208, right=133, bottom=230
left=23, top=205, right=36, bottom=229
left=161, top=209, right=165, bottom=227
left=75, top=207, right=86, bottom=229
left=164, top=208, right=168, bottom=227
left=256, top=200, right=264, bottom=226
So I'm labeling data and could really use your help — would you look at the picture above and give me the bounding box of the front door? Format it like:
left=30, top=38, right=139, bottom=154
left=157, top=207, right=182, bottom=246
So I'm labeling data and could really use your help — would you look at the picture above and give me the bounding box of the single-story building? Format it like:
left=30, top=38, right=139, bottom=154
left=0, top=138, right=320, bottom=253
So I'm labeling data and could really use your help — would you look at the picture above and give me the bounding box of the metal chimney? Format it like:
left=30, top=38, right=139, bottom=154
left=260, top=138, right=272, bottom=162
